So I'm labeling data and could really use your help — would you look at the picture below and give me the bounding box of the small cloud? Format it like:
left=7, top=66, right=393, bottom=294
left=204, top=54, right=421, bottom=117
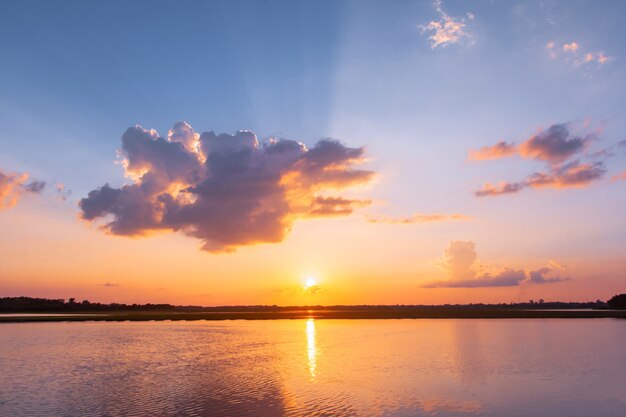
left=423, top=268, right=527, bottom=288
left=475, top=160, right=606, bottom=197
left=468, top=141, right=517, bottom=161
left=23, top=180, right=46, bottom=193
left=612, top=170, right=626, bottom=182
left=470, top=124, right=593, bottom=164
left=475, top=182, right=525, bottom=197
left=419, top=0, right=473, bottom=49
left=102, top=282, right=120, bottom=287
left=422, top=241, right=568, bottom=288
left=0, top=168, right=46, bottom=210
left=309, top=196, right=371, bottom=217
left=519, top=124, right=592, bottom=164
left=275, top=283, right=326, bottom=297
left=529, top=267, right=568, bottom=284
left=303, top=284, right=324, bottom=295
left=575, top=52, right=613, bottom=66
left=547, top=40, right=613, bottom=67
left=55, top=183, right=72, bottom=201
left=562, top=42, right=579, bottom=53
left=547, top=260, right=567, bottom=270
left=367, top=212, right=470, bottom=224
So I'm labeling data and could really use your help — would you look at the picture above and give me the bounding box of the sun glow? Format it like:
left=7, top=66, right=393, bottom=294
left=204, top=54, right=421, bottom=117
left=304, top=277, right=318, bottom=289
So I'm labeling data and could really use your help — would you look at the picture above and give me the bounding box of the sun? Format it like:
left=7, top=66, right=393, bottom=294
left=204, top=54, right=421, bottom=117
left=303, top=277, right=318, bottom=290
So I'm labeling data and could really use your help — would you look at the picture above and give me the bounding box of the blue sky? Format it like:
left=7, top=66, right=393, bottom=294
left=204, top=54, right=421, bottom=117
left=0, top=0, right=625, bottom=304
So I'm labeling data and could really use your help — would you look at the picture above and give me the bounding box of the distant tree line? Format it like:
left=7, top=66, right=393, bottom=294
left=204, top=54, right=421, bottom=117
left=0, top=297, right=176, bottom=313
left=0, top=296, right=616, bottom=313
left=607, top=294, right=626, bottom=309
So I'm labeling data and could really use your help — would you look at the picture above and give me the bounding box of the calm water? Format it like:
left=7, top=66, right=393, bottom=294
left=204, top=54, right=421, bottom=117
left=0, top=319, right=624, bottom=417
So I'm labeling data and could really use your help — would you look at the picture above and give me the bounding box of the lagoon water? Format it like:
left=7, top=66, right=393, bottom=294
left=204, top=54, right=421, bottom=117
left=1, top=319, right=624, bottom=417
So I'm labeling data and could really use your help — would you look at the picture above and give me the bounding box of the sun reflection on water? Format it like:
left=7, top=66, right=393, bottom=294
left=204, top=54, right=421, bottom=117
left=306, top=318, right=317, bottom=380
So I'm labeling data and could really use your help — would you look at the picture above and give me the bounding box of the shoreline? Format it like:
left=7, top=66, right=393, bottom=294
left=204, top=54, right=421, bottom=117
left=2, top=308, right=626, bottom=322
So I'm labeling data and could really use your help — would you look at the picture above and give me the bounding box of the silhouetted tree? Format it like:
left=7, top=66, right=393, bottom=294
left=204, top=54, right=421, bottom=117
left=607, top=294, right=626, bottom=309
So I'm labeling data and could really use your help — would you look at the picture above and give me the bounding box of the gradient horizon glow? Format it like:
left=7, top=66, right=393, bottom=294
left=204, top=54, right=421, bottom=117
left=1, top=0, right=625, bottom=306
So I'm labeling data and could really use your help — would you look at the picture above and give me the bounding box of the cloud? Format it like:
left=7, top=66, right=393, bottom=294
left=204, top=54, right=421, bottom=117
left=468, top=141, right=517, bottom=161
left=55, top=183, right=72, bottom=201
left=475, top=182, right=525, bottom=197
left=612, top=170, right=626, bottom=182
left=102, top=282, right=120, bottom=287
left=423, top=268, right=527, bottom=288
left=422, top=241, right=567, bottom=288
left=519, top=124, right=592, bottom=163
left=309, top=196, right=371, bottom=217
left=80, top=122, right=375, bottom=252
left=419, top=0, right=473, bottom=49
left=273, top=283, right=326, bottom=297
left=547, top=40, right=613, bottom=67
left=470, top=123, right=613, bottom=197
left=0, top=168, right=46, bottom=210
left=575, top=52, right=612, bottom=66
left=475, top=160, right=606, bottom=196
left=303, top=283, right=324, bottom=295
left=440, top=240, right=478, bottom=281
left=469, top=124, right=592, bottom=164
left=529, top=267, right=568, bottom=284
left=562, top=42, right=578, bottom=53
left=367, top=212, right=470, bottom=224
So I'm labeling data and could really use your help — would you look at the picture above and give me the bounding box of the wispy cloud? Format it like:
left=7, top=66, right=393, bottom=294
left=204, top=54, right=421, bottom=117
left=55, top=183, right=72, bottom=202
left=468, top=141, right=517, bottom=161
left=529, top=267, right=568, bottom=284
left=422, top=241, right=567, bottom=288
left=80, top=122, right=375, bottom=253
left=546, top=40, right=613, bottom=67
left=0, top=168, right=46, bottom=210
left=367, top=212, right=470, bottom=224
left=469, top=124, right=593, bottom=164
left=475, top=160, right=606, bottom=196
left=470, top=123, right=617, bottom=197
left=419, top=0, right=473, bottom=49
left=612, top=170, right=626, bottom=182
left=102, top=282, right=120, bottom=287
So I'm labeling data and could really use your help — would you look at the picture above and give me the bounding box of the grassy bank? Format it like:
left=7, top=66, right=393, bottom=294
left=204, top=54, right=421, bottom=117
left=2, top=308, right=626, bottom=322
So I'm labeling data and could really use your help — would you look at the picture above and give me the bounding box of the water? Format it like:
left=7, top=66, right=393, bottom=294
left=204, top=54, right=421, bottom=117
left=0, top=313, right=106, bottom=317
left=0, top=319, right=624, bottom=417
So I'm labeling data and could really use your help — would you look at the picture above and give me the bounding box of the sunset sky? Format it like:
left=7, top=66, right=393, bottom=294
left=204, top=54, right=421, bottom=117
left=1, top=0, right=625, bottom=305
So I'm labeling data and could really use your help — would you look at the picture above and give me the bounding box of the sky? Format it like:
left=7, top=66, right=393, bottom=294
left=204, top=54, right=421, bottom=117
left=1, top=0, right=625, bottom=306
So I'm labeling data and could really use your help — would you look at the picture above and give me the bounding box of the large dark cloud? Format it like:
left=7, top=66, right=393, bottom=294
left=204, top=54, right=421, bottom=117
left=422, top=240, right=567, bottom=288
left=80, top=122, right=375, bottom=252
left=0, top=168, right=46, bottom=209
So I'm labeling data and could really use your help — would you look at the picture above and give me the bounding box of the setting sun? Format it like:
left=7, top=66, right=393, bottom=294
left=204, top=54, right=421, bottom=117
left=304, top=277, right=318, bottom=290
left=1, top=1, right=626, bottom=416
